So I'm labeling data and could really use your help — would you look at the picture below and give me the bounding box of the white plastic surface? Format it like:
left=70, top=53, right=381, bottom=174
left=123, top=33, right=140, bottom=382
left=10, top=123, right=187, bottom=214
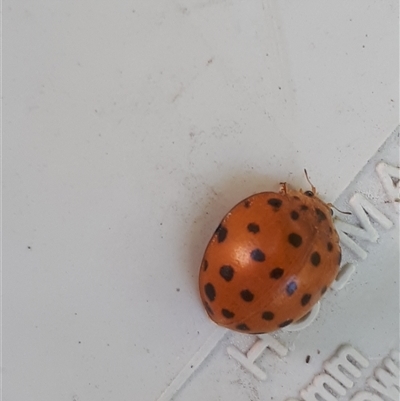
left=4, top=1, right=399, bottom=401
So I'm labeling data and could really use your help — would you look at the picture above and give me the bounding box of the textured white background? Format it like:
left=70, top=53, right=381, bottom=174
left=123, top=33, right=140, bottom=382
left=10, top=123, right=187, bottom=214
left=4, top=1, right=398, bottom=400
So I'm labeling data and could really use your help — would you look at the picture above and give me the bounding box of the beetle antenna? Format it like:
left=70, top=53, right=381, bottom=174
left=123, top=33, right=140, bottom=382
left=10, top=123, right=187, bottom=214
left=327, top=203, right=352, bottom=215
left=304, top=169, right=316, bottom=193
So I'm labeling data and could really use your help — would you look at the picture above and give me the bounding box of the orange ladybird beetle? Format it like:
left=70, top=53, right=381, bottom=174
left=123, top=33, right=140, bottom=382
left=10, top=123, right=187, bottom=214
left=199, top=171, right=341, bottom=334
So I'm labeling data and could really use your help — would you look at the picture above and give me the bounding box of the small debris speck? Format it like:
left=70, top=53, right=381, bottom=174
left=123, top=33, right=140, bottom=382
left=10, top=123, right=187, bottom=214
left=306, top=355, right=310, bottom=363
left=176, top=288, right=180, bottom=292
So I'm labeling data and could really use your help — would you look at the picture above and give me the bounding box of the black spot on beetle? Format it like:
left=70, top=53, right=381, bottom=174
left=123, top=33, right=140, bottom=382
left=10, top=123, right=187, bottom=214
left=270, top=267, right=284, bottom=279
left=244, top=200, right=251, bottom=208
left=288, top=233, right=302, bottom=247
left=250, top=248, right=265, bottom=262
left=219, top=265, right=234, bottom=282
left=222, top=309, right=235, bottom=318
left=300, top=205, right=309, bottom=211
left=327, top=242, right=333, bottom=252
left=311, top=252, right=321, bottom=267
left=202, top=259, right=208, bottom=271
left=262, top=311, right=274, bottom=320
left=240, top=289, right=254, bottom=302
left=247, top=223, right=260, bottom=233
left=315, top=208, right=327, bottom=222
left=268, top=198, right=282, bottom=209
left=204, top=283, right=216, bottom=301
left=236, top=323, right=250, bottom=331
left=290, top=210, right=299, bottom=220
left=301, top=293, right=312, bottom=306
left=215, top=224, right=227, bottom=243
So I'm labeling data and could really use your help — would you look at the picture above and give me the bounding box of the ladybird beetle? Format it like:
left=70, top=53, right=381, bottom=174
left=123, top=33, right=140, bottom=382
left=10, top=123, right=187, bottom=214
left=198, top=172, right=341, bottom=334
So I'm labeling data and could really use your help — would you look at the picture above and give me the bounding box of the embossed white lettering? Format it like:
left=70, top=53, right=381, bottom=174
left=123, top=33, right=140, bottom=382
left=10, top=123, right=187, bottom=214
left=331, top=263, right=356, bottom=291
left=376, top=162, right=400, bottom=204
left=300, top=373, right=346, bottom=401
left=350, top=391, right=384, bottom=401
left=334, top=193, right=393, bottom=259
left=227, top=335, right=288, bottom=381
left=323, top=345, right=369, bottom=388
left=367, top=353, right=400, bottom=401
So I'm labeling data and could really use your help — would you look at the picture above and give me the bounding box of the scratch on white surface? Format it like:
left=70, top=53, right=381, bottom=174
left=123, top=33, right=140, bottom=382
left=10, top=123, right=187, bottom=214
left=259, top=0, right=297, bottom=125
left=156, top=327, right=227, bottom=401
